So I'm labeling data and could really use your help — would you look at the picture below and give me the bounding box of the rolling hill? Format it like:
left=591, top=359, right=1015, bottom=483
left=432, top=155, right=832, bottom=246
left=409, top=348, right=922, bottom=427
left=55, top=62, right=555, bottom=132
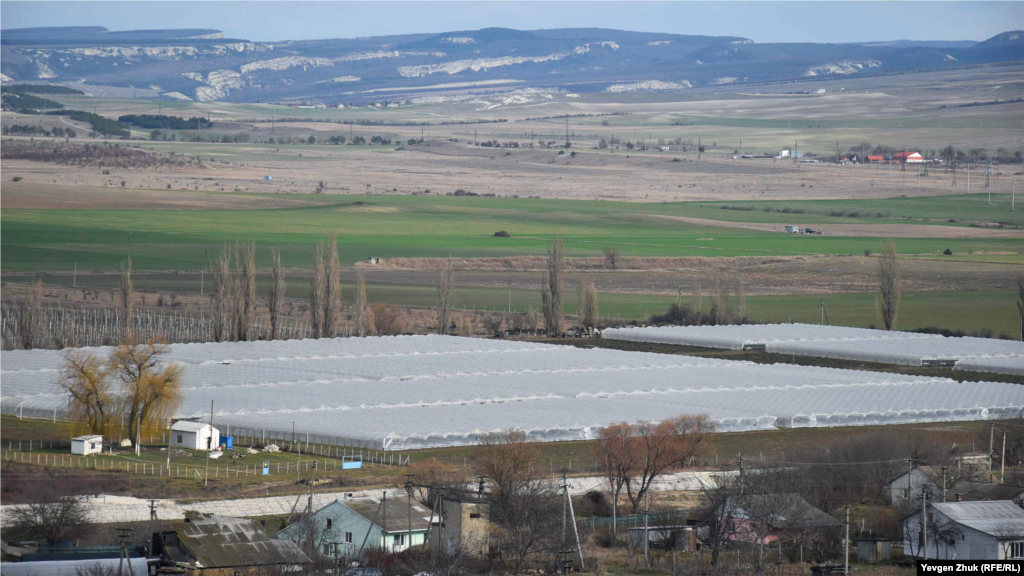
left=1, top=26, right=1020, bottom=104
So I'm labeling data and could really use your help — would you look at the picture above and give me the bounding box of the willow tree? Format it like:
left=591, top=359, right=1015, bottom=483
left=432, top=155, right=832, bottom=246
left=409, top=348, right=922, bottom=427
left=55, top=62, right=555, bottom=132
left=877, top=240, right=902, bottom=330
left=541, top=238, right=564, bottom=336
left=58, top=349, right=115, bottom=436
left=108, top=339, right=183, bottom=443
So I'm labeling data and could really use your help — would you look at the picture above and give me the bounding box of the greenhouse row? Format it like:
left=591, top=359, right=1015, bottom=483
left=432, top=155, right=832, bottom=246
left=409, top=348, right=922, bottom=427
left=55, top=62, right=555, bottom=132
left=3, top=335, right=1022, bottom=449
left=603, top=324, right=1023, bottom=371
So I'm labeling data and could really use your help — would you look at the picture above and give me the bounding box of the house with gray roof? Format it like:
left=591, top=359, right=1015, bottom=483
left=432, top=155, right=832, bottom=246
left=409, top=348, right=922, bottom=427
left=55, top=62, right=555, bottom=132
left=903, top=500, right=1024, bottom=560
left=153, top=511, right=310, bottom=574
left=278, top=497, right=431, bottom=557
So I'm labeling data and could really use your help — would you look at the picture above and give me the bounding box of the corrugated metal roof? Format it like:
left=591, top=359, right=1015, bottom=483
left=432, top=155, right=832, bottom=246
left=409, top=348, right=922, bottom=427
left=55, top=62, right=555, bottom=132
left=955, top=482, right=1024, bottom=502
left=345, top=498, right=432, bottom=533
left=72, top=435, right=103, bottom=441
left=730, top=494, right=841, bottom=528
left=933, top=500, right=1024, bottom=536
left=171, top=421, right=213, bottom=433
left=171, top=511, right=310, bottom=568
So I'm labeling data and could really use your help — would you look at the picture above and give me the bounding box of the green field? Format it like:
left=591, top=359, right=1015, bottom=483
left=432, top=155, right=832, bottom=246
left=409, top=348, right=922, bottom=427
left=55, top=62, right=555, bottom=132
left=3, top=193, right=1021, bottom=274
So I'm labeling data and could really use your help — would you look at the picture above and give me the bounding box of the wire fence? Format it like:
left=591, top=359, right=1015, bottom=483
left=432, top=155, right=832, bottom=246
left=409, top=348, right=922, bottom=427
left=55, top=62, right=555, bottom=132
left=1, top=449, right=394, bottom=480
left=1, top=404, right=407, bottom=461
left=1, top=304, right=316, bottom=350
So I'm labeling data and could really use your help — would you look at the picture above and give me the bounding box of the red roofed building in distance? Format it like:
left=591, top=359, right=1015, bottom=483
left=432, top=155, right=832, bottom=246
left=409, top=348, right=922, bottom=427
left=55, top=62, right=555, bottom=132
left=866, top=155, right=885, bottom=163
left=892, top=151, right=924, bottom=163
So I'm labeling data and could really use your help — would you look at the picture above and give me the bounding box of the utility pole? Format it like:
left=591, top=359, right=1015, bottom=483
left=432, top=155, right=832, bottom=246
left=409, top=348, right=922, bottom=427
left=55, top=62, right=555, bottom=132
left=919, top=493, right=930, bottom=560
left=1002, top=430, right=1007, bottom=484
left=565, top=118, right=570, bottom=149
left=906, top=457, right=916, bottom=503
left=940, top=466, right=947, bottom=502
left=116, top=527, right=134, bottom=576
left=844, top=505, right=850, bottom=575
left=644, top=486, right=650, bottom=569
left=166, top=417, right=174, bottom=469
left=204, top=400, right=213, bottom=486
left=405, top=473, right=416, bottom=551
left=295, top=421, right=301, bottom=482
left=738, top=454, right=747, bottom=495
left=990, top=424, right=995, bottom=478
left=560, top=473, right=584, bottom=568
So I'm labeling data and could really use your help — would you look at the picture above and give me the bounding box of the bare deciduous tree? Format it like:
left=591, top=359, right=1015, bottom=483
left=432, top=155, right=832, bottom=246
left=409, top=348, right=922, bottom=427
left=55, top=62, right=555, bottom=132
left=109, top=339, right=184, bottom=443
left=597, top=414, right=715, bottom=515
left=437, top=258, right=455, bottom=335
left=8, top=484, right=91, bottom=546
left=370, top=304, right=404, bottom=336
left=233, top=241, right=257, bottom=341
left=602, top=246, right=621, bottom=270
left=596, top=423, right=638, bottom=537
left=19, top=278, right=44, bottom=349
left=541, top=238, right=564, bottom=336
left=310, top=242, right=326, bottom=339
left=211, top=246, right=231, bottom=342
left=877, top=239, right=902, bottom=330
left=58, top=349, right=114, bottom=436
left=268, top=248, right=285, bottom=340
left=119, top=257, right=133, bottom=338
left=697, top=473, right=742, bottom=566
left=323, top=235, right=341, bottom=338
left=355, top=270, right=368, bottom=337
left=581, top=282, right=598, bottom=330
left=477, top=430, right=560, bottom=573
left=1016, top=272, right=1024, bottom=341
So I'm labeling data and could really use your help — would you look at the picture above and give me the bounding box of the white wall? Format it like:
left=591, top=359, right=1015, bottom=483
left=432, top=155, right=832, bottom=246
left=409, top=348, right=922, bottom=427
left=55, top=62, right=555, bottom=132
left=903, top=508, right=1001, bottom=560
left=71, top=438, right=102, bottom=455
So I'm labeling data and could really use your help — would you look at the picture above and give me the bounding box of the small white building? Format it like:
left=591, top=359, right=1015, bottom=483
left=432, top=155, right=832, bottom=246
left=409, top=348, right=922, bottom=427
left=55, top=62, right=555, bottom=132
left=170, top=421, right=220, bottom=451
left=71, top=435, right=103, bottom=455
left=784, top=225, right=802, bottom=234
left=903, top=500, right=1024, bottom=560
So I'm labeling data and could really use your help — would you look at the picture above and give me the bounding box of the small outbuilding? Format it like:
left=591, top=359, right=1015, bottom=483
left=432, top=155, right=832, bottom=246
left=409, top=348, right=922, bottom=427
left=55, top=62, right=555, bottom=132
left=170, top=421, right=220, bottom=451
left=856, top=539, right=892, bottom=562
left=784, top=225, right=802, bottom=234
left=71, top=435, right=103, bottom=456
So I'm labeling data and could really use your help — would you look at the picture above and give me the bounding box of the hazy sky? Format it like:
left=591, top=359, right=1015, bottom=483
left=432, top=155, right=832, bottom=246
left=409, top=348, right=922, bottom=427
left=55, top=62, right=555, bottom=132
left=2, top=2, right=1020, bottom=44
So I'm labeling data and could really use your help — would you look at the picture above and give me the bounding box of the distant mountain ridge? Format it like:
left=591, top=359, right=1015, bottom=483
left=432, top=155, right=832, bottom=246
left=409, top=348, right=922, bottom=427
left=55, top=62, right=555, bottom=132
left=0, top=26, right=1019, bottom=104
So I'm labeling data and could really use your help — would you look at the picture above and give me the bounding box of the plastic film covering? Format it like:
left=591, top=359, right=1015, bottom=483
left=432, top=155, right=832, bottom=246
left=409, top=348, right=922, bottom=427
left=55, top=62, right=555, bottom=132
left=2, top=335, right=1022, bottom=449
left=955, top=356, right=1024, bottom=376
left=602, top=323, right=940, bottom=350
left=767, top=337, right=1024, bottom=367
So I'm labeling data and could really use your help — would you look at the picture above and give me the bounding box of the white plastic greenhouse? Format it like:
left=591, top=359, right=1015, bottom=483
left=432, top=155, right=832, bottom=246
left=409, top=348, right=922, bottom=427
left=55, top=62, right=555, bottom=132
left=2, top=335, right=1022, bottom=449
left=603, top=324, right=1023, bottom=371
left=601, top=324, right=941, bottom=351
left=955, top=356, right=1024, bottom=376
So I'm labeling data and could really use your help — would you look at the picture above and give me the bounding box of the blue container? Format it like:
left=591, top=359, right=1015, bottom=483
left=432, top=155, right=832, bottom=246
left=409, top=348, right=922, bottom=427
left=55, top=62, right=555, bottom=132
left=224, top=436, right=234, bottom=450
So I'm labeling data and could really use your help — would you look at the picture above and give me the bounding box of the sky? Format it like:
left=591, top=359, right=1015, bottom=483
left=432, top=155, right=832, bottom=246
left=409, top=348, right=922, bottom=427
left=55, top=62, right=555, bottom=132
left=1, top=1, right=1020, bottom=44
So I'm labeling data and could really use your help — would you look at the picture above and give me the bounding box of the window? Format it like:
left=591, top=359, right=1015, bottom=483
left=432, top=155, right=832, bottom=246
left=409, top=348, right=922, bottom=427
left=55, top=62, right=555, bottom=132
left=323, top=544, right=330, bottom=556
left=345, top=532, right=353, bottom=544
left=177, top=435, right=183, bottom=443
left=326, top=519, right=332, bottom=530
left=1011, top=542, right=1024, bottom=559
left=395, top=534, right=406, bottom=546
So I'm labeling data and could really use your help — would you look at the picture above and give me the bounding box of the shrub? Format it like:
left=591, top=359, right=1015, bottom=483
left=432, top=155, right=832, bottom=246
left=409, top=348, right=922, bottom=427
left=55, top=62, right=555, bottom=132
left=11, top=176, right=22, bottom=182
left=943, top=248, right=953, bottom=255
left=864, top=248, right=872, bottom=256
